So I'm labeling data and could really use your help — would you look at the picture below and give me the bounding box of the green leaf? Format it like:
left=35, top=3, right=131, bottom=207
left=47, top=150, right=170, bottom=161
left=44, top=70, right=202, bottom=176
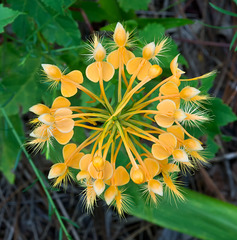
left=136, top=18, right=193, bottom=29
left=129, top=186, right=237, bottom=240
left=0, top=4, right=23, bottom=33
left=8, top=0, right=81, bottom=47
left=118, top=0, right=151, bottom=12
left=210, top=98, right=237, bottom=127
left=41, top=0, right=64, bottom=14
left=0, top=56, right=42, bottom=116
left=0, top=114, right=24, bottom=183
left=200, top=72, right=217, bottom=93
left=139, top=23, right=165, bottom=42
left=210, top=3, right=237, bottom=17
left=98, top=0, right=136, bottom=23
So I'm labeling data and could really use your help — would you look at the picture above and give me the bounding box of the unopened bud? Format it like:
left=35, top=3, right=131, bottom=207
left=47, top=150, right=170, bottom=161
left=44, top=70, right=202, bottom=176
left=148, top=65, right=162, bottom=79
left=130, top=167, right=145, bottom=184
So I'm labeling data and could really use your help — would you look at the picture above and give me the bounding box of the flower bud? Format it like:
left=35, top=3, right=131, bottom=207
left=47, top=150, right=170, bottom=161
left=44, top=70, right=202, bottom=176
left=180, top=86, right=200, bottom=100
left=148, top=65, right=163, bottom=79
left=142, top=42, right=155, bottom=60
left=114, top=22, right=127, bottom=47
left=130, top=167, right=145, bottom=184
left=92, top=156, right=105, bottom=171
left=93, top=43, right=106, bottom=61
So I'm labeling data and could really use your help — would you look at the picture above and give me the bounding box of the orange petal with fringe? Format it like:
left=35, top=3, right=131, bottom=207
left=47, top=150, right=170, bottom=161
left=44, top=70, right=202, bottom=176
left=48, top=163, right=67, bottom=179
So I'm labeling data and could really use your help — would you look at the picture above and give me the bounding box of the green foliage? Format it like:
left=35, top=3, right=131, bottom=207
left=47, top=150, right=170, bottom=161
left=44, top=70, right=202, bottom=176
left=0, top=1, right=237, bottom=239
left=129, top=186, right=237, bottom=240
left=0, top=114, right=23, bottom=183
left=0, top=4, right=23, bottom=33
left=118, top=0, right=151, bottom=12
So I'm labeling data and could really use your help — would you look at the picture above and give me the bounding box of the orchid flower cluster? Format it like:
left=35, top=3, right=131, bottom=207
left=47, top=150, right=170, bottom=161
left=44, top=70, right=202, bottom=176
left=29, top=23, right=215, bottom=215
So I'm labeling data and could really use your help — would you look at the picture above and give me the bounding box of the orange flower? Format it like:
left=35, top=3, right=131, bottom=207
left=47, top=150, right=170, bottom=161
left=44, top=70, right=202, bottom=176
left=48, top=143, right=84, bottom=187
left=86, top=42, right=114, bottom=82
left=152, top=133, right=189, bottom=163
left=154, top=99, right=186, bottom=128
left=29, top=96, right=74, bottom=145
left=107, top=22, right=135, bottom=69
left=42, top=64, right=83, bottom=97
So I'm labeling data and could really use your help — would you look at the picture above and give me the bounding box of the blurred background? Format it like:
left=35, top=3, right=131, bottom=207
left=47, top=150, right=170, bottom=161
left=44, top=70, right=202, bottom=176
left=0, top=0, right=237, bottom=239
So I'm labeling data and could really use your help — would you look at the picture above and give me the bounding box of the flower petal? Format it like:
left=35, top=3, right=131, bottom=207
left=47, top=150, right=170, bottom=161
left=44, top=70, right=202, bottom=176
left=155, top=114, right=174, bottom=128
left=173, top=149, right=189, bottom=162
left=102, top=62, right=114, bottom=82
left=67, top=152, right=84, bottom=169
left=42, top=64, right=62, bottom=80
left=79, top=154, right=92, bottom=171
left=148, top=179, right=163, bottom=196
left=104, top=186, right=117, bottom=205
left=52, top=96, right=71, bottom=109
left=157, top=99, right=176, bottom=113
left=137, top=60, right=152, bottom=81
left=152, top=143, right=171, bottom=160
left=103, top=161, right=113, bottom=180
left=29, top=104, right=50, bottom=115
left=48, top=163, right=67, bottom=179
left=63, top=143, right=77, bottom=162
left=61, top=80, right=77, bottom=97
left=144, top=158, right=160, bottom=178
left=122, top=49, right=135, bottom=65
left=126, top=57, right=143, bottom=75
left=38, top=113, right=54, bottom=125
left=93, top=179, right=105, bottom=196
left=160, top=81, right=180, bottom=107
left=86, top=62, right=100, bottom=82
left=55, top=118, right=74, bottom=133
left=159, top=133, right=177, bottom=150
left=113, top=166, right=130, bottom=186
left=107, top=49, right=119, bottom=69
left=54, top=108, right=72, bottom=117
left=65, top=70, right=83, bottom=84
left=53, top=129, right=74, bottom=145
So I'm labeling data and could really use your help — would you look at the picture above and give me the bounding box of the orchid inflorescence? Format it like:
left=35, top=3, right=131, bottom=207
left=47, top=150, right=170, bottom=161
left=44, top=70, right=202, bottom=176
left=28, top=22, right=215, bottom=215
